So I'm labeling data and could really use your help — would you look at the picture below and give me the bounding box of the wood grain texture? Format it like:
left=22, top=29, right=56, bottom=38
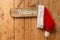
left=24, top=0, right=31, bottom=40
left=24, top=18, right=31, bottom=40
left=15, top=0, right=25, bottom=40
left=15, top=18, right=25, bottom=40
left=0, top=0, right=14, bottom=40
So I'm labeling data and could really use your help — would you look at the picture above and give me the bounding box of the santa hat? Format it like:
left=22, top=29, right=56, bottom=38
left=37, top=5, right=55, bottom=37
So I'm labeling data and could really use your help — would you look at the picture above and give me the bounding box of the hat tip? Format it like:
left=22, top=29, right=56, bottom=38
left=44, top=31, right=50, bottom=37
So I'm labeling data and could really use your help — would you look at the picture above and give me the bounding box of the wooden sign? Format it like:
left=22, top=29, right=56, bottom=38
left=10, top=8, right=37, bottom=17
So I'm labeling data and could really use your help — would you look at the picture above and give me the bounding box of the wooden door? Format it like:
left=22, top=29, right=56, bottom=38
left=14, top=0, right=44, bottom=40
left=14, top=0, right=60, bottom=40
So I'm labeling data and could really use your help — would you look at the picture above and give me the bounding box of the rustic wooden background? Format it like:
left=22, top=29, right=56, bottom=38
left=0, top=0, right=60, bottom=40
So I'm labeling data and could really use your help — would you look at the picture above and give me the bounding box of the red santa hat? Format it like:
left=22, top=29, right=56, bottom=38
left=37, top=5, right=55, bottom=37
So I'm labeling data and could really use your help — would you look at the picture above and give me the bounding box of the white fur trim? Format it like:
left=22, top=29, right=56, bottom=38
left=37, top=5, right=44, bottom=29
left=44, top=31, right=50, bottom=37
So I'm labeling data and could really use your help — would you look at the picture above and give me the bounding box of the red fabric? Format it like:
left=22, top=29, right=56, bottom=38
left=44, top=7, right=55, bottom=32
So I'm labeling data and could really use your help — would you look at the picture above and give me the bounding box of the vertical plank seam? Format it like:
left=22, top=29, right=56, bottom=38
left=14, top=18, right=15, bottom=40
left=13, top=0, right=15, bottom=40
left=24, top=0, right=25, bottom=40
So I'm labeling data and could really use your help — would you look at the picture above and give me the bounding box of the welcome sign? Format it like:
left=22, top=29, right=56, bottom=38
left=10, top=8, right=37, bottom=17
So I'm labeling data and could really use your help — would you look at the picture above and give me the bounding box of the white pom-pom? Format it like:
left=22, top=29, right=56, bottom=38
left=44, top=31, right=50, bottom=37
